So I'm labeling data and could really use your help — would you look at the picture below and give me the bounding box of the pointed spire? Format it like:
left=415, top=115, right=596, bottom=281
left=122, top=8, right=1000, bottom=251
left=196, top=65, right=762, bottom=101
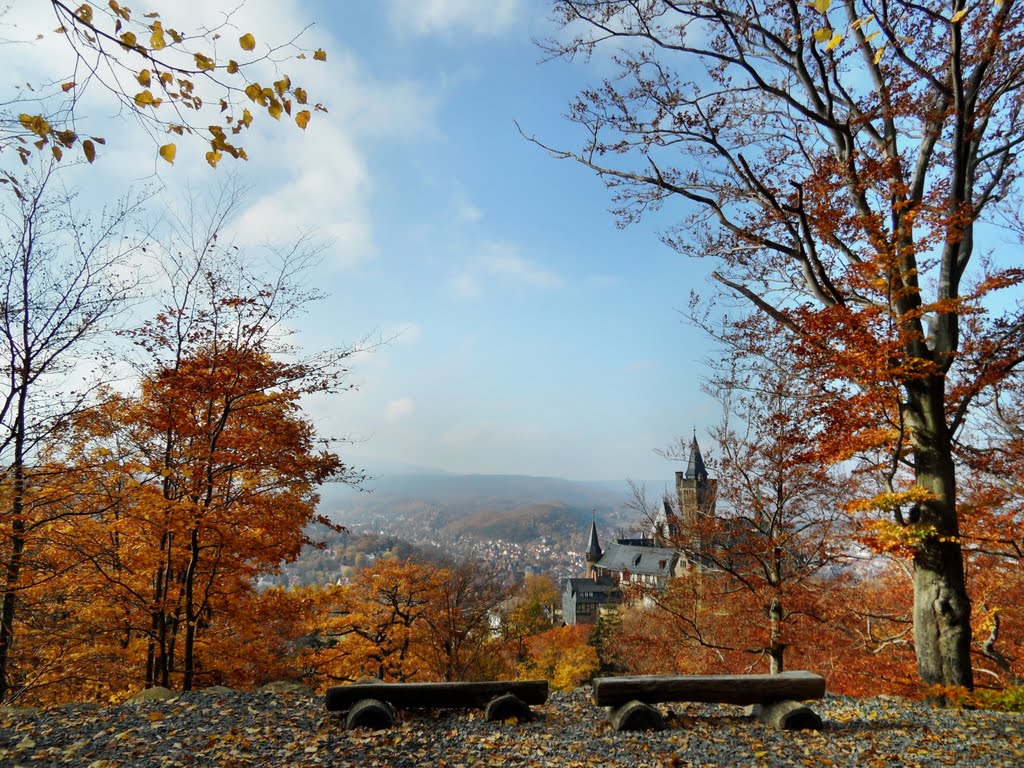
left=685, top=434, right=708, bottom=482
left=585, top=516, right=602, bottom=560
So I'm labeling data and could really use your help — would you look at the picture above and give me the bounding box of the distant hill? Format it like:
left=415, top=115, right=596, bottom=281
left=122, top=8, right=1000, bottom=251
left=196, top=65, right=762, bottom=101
left=319, top=473, right=626, bottom=532
left=284, top=473, right=642, bottom=586
left=439, top=502, right=593, bottom=542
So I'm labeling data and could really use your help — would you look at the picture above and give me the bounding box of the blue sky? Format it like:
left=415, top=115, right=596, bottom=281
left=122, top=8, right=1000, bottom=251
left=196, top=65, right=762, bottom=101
left=2, top=0, right=722, bottom=488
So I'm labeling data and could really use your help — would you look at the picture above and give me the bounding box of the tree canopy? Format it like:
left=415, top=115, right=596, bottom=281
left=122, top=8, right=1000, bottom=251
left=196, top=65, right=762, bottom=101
left=537, top=0, right=1024, bottom=690
left=3, top=1, right=327, bottom=170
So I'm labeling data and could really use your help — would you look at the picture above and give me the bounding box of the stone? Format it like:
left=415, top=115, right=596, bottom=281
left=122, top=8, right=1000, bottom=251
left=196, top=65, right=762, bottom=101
left=484, top=693, right=533, bottom=723
left=607, top=700, right=665, bottom=732
left=127, top=686, right=176, bottom=702
left=750, top=700, right=824, bottom=730
left=345, top=698, right=395, bottom=730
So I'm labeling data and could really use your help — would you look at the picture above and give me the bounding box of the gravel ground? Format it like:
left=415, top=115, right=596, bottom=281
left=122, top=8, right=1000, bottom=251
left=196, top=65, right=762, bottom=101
left=1, top=687, right=1022, bottom=767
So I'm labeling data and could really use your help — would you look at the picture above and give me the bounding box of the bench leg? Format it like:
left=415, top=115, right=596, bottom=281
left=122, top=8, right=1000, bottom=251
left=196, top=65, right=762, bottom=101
left=750, top=700, right=823, bottom=731
left=345, top=698, right=395, bottom=730
left=607, top=700, right=665, bottom=732
left=484, top=693, right=534, bottom=723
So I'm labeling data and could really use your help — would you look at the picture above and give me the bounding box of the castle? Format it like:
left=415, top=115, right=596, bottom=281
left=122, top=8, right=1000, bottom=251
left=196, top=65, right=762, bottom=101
left=562, top=436, right=717, bottom=625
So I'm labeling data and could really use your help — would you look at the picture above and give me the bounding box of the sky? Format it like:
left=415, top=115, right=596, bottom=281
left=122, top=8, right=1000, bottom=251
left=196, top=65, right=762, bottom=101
left=1, top=0, right=724, bottom=489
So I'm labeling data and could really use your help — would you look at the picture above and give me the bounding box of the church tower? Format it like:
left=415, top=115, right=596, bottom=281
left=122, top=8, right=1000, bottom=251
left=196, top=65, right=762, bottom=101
left=675, top=435, right=717, bottom=527
left=584, top=518, right=602, bottom=578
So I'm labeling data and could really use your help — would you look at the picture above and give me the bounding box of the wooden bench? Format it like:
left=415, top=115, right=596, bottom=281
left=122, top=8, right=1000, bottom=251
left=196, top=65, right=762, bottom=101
left=592, top=671, right=826, bottom=732
left=325, top=680, right=549, bottom=730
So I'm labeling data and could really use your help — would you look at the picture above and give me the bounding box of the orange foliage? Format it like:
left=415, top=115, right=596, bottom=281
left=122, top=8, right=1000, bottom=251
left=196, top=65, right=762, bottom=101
left=519, top=625, right=599, bottom=691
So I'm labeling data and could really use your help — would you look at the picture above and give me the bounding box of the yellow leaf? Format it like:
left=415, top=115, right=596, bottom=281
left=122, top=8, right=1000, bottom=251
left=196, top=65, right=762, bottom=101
left=108, top=0, right=129, bottom=20
left=133, top=90, right=161, bottom=108
left=295, top=110, right=310, bottom=129
left=951, top=8, right=968, bottom=22
left=825, top=33, right=843, bottom=51
left=874, top=44, right=887, bottom=63
left=239, top=33, right=256, bottom=51
left=19, top=114, right=50, bottom=138
left=51, top=145, right=63, bottom=161
left=227, top=59, right=239, bottom=74
left=268, top=99, right=283, bottom=120
left=61, top=81, right=76, bottom=92
left=813, top=0, right=831, bottom=12
left=851, top=14, right=874, bottom=29
left=83, top=139, right=96, bottom=163
left=159, top=143, right=176, bottom=164
left=274, top=76, right=291, bottom=96
left=241, top=108, right=253, bottom=128
left=150, top=20, right=166, bottom=50
left=119, top=31, right=137, bottom=48
left=194, top=52, right=216, bottom=71
left=137, top=68, right=151, bottom=87
left=814, top=27, right=832, bottom=42
left=313, top=48, right=327, bottom=61
left=244, top=83, right=263, bottom=103
left=206, top=150, right=223, bottom=168
left=76, top=4, right=93, bottom=25
left=864, top=30, right=880, bottom=43
left=294, top=87, right=308, bottom=105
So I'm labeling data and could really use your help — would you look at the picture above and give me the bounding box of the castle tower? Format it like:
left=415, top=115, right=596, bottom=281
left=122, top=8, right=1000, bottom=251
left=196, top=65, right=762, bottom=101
left=584, top=518, right=602, bottom=578
left=675, top=435, right=717, bottom=528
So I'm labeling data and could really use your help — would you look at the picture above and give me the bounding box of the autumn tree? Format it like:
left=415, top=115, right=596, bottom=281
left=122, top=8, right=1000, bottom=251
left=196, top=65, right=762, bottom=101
left=537, top=0, right=1024, bottom=690
left=519, top=625, right=599, bottom=691
left=688, top=347, right=855, bottom=672
left=29, top=185, right=364, bottom=694
left=3, top=1, right=327, bottom=169
left=419, top=559, right=507, bottom=682
left=957, top=371, right=1024, bottom=685
left=0, top=163, right=143, bottom=701
left=620, top=361, right=855, bottom=677
left=499, top=573, right=561, bottom=663
left=309, top=559, right=444, bottom=684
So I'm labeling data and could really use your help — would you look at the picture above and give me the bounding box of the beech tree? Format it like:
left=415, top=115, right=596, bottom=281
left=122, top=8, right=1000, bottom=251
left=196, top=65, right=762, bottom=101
left=537, top=0, right=1024, bottom=690
left=4, top=1, right=327, bottom=169
left=0, top=164, right=143, bottom=701
left=27, top=187, right=364, bottom=694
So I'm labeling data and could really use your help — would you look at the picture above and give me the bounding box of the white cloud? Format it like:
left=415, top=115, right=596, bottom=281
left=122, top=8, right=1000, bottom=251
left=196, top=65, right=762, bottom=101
left=480, top=242, right=562, bottom=288
left=385, top=397, right=415, bottom=422
left=449, top=241, right=563, bottom=300
left=390, top=0, right=525, bottom=37
left=0, top=1, right=439, bottom=273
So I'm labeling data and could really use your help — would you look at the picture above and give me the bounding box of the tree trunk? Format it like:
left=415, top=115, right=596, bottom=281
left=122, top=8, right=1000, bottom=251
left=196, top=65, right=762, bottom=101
left=182, top=528, right=200, bottom=691
left=906, top=381, right=973, bottom=690
left=0, top=383, right=29, bottom=701
left=768, top=596, right=785, bottom=675
left=0, top=519, right=25, bottom=701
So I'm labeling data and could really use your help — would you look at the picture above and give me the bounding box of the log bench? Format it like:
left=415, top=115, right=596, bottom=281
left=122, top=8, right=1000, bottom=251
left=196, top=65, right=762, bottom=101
left=592, top=671, right=826, bottom=732
left=325, top=680, right=549, bottom=730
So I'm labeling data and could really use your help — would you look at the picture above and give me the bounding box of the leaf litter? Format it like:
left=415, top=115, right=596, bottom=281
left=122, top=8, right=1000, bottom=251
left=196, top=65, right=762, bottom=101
left=0, top=688, right=1021, bottom=767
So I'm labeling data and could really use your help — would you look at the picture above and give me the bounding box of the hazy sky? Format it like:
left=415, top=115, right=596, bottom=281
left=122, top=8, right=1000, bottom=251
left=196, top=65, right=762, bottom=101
left=2, top=0, right=723, bottom=488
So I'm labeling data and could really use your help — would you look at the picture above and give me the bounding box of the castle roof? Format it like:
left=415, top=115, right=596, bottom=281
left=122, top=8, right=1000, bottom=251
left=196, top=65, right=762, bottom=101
left=595, top=542, right=679, bottom=577
left=683, top=435, right=708, bottom=482
left=585, top=519, right=602, bottom=559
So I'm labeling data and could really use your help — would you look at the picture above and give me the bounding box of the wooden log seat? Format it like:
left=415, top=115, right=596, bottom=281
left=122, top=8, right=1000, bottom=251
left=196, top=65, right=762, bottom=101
left=592, top=671, right=826, bottom=732
left=326, top=680, right=549, bottom=729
